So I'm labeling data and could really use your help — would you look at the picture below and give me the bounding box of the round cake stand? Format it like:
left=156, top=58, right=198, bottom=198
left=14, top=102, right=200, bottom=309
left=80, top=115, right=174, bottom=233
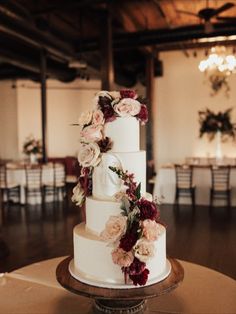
left=56, top=256, right=184, bottom=314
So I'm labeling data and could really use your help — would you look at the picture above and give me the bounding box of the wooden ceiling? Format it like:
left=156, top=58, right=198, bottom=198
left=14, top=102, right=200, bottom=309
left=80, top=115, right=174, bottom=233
left=1, top=0, right=236, bottom=86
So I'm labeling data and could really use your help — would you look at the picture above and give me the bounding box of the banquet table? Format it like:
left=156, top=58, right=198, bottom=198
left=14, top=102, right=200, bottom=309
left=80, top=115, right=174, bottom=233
left=6, top=163, right=62, bottom=204
left=153, top=165, right=236, bottom=206
left=0, top=256, right=235, bottom=313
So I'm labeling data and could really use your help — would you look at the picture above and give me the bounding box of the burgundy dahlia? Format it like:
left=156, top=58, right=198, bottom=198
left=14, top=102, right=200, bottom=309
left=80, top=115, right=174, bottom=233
left=137, top=198, right=159, bottom=221
left=127, top=257, right=146, bottom=275
left=79, top=168, right=92, bottom=196
left=97, top=137, right=113, bottom=153
left=119, top=226, right=139, bottom=252
left=129, top=268, right=149, bottom=286
left=98, top=96, right=115, bottom=121
left=120, top=89, right=137, bottom=99
left=136, top=104, right=148, bottom=125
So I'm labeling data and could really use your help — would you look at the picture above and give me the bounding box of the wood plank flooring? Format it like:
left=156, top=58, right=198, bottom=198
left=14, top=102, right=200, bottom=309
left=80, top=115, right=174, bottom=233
left=0, top=200, right=235, bottom=280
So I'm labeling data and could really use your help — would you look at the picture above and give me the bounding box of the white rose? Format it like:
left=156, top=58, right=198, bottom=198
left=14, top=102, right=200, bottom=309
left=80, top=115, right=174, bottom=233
left=78, top=110, right=93, bottom=126
left=80, top=124, right=103, bottom=142
left=100, top=215, right=127, bottom=243
left=71, top=182, right=85, bottom=206
left=78, top=142, right=101, bottom=167
left=114, top=98, right=141, bottom=117
left=92, top=110, right=105, bottom=125
left=134, top=238, right=155, bottom=262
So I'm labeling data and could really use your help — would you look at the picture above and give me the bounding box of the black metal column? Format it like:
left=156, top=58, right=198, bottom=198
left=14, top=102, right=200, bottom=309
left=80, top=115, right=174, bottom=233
left=146, top=53, right=155, bottom=161
left=40, top=49, right=47, bottom=163
left=100, top=7, right=114, bottom=90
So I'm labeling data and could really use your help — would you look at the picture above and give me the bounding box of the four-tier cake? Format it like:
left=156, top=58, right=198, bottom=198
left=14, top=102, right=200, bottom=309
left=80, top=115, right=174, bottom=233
left=70, top=90, right=170, bottom=288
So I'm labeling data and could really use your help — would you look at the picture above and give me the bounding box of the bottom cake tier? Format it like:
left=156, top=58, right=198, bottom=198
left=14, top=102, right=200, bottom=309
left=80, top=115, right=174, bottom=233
left=72, top=223, right=170, bottom=288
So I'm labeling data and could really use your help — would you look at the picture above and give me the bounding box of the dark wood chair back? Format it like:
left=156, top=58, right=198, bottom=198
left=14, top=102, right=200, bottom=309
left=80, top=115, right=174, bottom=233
left=174, top=164, right=195, bottom=208
left=175, top=164, right=193, bottom=189
left=211, top=165, right=231, bottom=191
left=25, top=165, right=42, bottom=189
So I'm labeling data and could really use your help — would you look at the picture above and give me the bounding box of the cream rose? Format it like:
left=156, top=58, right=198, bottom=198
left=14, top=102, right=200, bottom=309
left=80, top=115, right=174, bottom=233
left=92, top=109, right=105, bottom=125
left=114, top=98, right=141, bottom=117
left=93, top=91, right=112, bottom=109
left=71, top=182, right=85, bottom=206
left=80, top=124, right=103, bottom=142
left=112, top=247, right=134, bottom=267
left=78, top=142, right=101, bottom=167
left=78, top=110, right=92, bottom=126
left=142, top=219, right=160, bottom=241
left=134, top=238, right=155, bottom=262
left=114, top=190, right=127, bottom=202
left=100, top=215, right=127, bottom=243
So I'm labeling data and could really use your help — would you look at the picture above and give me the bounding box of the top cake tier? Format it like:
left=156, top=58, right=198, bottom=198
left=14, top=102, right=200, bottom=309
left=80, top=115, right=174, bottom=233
left=104, top=117, right=139, bottom=152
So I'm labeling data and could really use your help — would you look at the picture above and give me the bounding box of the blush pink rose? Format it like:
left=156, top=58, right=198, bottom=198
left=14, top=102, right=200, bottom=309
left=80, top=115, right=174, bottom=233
left=112, top=247, right=134, bottom=267
left=92, top=109, right=105, bottom=125
left=142, top=219, right=160, bottom=241
left=81, top=124, right=103, bottom=142
left=114, top=98, right=141, bottom=117
left=78, top=142, right=101, bottom=167
left=78, top=110, right=92, bottom=126
left=134, top=238, right=155, bottom=262
left=100, top=215, right=127, bottom=243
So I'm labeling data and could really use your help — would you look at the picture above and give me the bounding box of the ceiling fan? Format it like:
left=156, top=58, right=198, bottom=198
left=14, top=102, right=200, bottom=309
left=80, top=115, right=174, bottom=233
left=176, top=1, right=235, bottom=33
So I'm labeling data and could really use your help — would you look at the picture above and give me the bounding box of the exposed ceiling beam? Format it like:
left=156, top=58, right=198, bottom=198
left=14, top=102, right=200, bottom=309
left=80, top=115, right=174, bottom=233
left=78, top=23, right=236, bottom=52
left=0, top=47, right=77, bottom=82
left=0, top=3, right=77, bottom=62
left=32, top=0, right=112, bottom=15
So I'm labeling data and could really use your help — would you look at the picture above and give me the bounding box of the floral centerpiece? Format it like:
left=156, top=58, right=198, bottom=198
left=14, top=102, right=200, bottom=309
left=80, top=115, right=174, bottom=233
left=199, top=108, right=236, bottom=141
left=71, top=90, right=148, bottom=207
left=23, top=135, right=42, bottom=156
left=100, top=166, right=162, bottom=286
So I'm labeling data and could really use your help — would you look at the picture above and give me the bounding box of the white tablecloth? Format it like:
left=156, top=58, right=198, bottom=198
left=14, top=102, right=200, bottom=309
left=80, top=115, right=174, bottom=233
left=0, top=256, right=235, bottom=313
left=6, top=164, right=57, bottom=204
left=153, top=166, right=236, bottom=206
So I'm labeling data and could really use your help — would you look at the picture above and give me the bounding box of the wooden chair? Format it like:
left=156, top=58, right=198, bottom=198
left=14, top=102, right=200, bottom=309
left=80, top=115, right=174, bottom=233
left=0, top=163, right=21, bottom=204
left=43, top=163, right=66, bottom=202
left=24, top=165, right=43, bottom=204
left=174, top=164, right=196, bottom=207
left=210, top=165, right=231, bottom=208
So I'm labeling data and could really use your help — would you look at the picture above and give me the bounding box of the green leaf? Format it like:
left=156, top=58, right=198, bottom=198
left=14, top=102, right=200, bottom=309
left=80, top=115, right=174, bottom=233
left=135, top=183, right=141, bottom=199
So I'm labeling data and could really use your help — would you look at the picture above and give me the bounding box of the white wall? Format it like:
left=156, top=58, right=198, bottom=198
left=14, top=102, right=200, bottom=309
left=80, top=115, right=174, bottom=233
left=154, top=50, right=236, bottom=169
left=0, top=81, right=18, bottom=160
left=1, top=77, right=146, bottom=161
left=16, top=79, right=101, bottom=158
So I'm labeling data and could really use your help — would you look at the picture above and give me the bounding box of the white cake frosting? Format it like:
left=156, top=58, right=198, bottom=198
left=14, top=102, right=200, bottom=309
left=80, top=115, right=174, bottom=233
left=92, top=151, right=146, bottom=200
left=72, top=92, right=168, bottom=288
left=86, top=196, right=121, bottom=234
left=104, top=117, right=139, bottom=152
left=86, top=194, right=152, bottom=235
left=73, top=223, right=167, bottom=286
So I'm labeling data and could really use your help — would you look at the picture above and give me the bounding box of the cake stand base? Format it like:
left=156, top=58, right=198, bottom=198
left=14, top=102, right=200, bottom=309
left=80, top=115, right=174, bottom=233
left=94, top=299, right=146, bottom=314
left=56, top=256, right=184, bottom=314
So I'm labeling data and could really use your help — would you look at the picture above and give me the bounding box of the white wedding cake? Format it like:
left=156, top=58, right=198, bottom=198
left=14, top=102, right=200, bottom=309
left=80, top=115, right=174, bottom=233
left=71, top=90, right=170, bottom=288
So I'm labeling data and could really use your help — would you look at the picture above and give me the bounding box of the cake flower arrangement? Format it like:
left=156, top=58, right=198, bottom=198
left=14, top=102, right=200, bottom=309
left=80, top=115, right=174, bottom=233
left=72, top=90, right=148, bottom=207
left=100, top=166, right=162, bottom=286
left=23, top=135, right=42, bottom=156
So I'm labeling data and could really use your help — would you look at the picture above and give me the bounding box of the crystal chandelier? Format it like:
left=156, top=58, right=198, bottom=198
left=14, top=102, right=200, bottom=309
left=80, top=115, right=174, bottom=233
left=198, top=46, right=236, bottom=96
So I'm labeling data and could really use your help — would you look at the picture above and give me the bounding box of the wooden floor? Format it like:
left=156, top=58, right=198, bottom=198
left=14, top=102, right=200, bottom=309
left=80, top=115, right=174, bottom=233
left=0, top=198, right=235, bottom=280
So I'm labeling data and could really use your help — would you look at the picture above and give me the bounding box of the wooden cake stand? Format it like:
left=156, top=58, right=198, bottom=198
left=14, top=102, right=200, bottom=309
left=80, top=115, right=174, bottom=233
left=56, top=256, right=184, bottom=314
